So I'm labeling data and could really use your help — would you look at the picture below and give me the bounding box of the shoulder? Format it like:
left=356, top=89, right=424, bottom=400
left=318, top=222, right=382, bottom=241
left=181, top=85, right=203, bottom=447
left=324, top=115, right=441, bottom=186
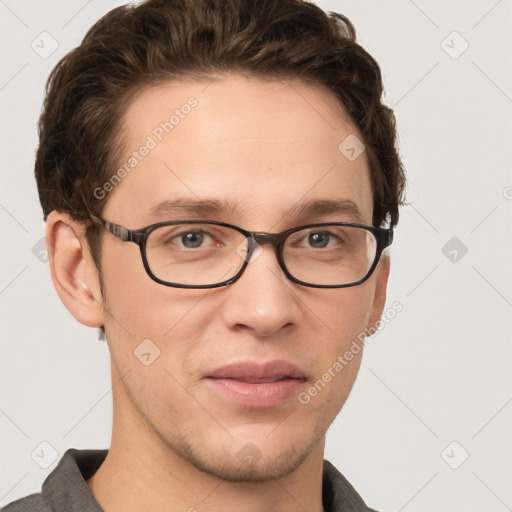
left=1, top=492, right=51, bottom=511
left=1, top=448, right=107, bottom=512
left=323, top=459, right=380, bottom=512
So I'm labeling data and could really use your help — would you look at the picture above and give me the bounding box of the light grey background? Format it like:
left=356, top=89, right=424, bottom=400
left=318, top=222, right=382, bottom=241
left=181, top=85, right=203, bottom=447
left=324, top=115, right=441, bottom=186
left=1, top=1, right=511, bottom=510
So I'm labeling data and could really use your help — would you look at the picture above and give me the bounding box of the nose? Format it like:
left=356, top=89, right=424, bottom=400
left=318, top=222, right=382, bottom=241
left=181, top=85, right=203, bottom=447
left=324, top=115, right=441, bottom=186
left=220, top=242, right=302, bottom=338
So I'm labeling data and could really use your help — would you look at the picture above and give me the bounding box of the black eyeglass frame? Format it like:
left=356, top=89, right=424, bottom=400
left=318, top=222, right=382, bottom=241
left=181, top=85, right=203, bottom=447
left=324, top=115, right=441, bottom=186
left=89, top=214, right=393, bottom=289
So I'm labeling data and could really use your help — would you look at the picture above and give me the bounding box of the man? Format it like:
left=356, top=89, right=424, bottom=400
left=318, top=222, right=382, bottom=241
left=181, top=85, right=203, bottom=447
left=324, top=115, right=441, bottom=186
left=3, top=0, right=405, bottom=510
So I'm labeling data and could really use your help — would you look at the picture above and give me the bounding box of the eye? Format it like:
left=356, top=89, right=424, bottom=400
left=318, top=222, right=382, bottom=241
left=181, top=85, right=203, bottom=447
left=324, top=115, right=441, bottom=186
left=152, top=225, right=220, bottom=249
left=171, top=230, right=216, bottom=248
left=307, top=231, right=333, bottom=248
left=150, top=223, right=240, bottom=253
left=298, top=230, right=342, bottom=249
left=178, top=231, right=209, bottom=248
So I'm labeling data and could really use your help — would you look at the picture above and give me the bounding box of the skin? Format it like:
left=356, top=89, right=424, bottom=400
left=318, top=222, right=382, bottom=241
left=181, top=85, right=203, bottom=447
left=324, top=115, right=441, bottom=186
left=46, top=75, right=390, bottom=512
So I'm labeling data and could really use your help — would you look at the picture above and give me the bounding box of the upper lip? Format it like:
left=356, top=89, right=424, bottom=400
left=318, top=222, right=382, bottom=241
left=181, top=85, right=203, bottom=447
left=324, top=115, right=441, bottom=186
left=206, top=360, right=306, bottom=382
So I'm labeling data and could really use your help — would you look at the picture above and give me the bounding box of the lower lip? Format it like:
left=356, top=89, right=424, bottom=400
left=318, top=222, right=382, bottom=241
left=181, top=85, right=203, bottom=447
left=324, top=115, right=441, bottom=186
left=206, top=377, right=305, bottom=408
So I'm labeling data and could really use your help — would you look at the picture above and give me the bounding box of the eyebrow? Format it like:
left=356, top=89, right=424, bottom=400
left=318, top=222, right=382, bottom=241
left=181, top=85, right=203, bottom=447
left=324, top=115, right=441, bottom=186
left=289, top=199, right=364, bottom=223
left=144, top=197, right=364, bottom=224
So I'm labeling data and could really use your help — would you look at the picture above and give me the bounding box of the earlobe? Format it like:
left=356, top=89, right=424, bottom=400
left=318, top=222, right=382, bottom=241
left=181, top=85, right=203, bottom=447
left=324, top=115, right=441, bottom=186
left=46, top=211, right=104, bottom=328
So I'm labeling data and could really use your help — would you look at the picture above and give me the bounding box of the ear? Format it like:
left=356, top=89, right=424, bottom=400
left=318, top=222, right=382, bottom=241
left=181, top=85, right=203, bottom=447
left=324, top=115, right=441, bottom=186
left=366, top=253, right=391, bottom=330
left=45, top=211, right=104, bottom=328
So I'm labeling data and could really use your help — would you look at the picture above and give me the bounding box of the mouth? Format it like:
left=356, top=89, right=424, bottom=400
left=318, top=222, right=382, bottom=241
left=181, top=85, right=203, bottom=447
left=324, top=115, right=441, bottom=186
left=230, top=377, right=292, bottom=383
left=205, top=360, right=306, bottom=408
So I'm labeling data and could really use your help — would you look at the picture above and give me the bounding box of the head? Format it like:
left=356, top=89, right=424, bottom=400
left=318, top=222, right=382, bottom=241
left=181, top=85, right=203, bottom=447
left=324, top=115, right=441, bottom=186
left=39, top=0, right=405, bottom=482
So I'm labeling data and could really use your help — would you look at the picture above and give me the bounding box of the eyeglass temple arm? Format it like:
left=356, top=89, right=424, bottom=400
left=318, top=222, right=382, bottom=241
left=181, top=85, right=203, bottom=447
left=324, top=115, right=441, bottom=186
left=89, top=214, right=132, bottom=242
left=387, top=227, right=394, bottom=246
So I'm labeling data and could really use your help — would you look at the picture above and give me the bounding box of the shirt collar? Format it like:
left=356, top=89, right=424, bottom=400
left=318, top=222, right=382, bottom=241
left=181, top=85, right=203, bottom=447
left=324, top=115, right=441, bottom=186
left=40, top=448, right=376, bottom=512
left=42, top=448, right=106, bottom=511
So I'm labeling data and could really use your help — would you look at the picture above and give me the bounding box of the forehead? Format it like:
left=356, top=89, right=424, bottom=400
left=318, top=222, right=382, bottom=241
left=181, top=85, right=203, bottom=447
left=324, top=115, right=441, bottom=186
left=103, top=75, right=373, bottom=228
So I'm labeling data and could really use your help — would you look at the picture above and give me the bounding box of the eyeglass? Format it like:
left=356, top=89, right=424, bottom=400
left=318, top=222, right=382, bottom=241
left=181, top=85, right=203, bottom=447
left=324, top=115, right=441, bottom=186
left=88, top=215, right=393, bottom=289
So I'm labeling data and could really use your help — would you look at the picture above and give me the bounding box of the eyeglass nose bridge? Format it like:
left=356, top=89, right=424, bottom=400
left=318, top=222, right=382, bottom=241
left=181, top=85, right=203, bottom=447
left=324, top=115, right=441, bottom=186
left=251, top=232, right=287, bottom=246
left=241, top=231, right=287, bottom=265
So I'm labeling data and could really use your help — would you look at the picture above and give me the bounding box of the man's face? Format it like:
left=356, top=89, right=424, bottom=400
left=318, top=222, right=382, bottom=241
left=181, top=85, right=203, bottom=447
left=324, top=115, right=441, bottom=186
left=95, top=75, right=388, bottom=481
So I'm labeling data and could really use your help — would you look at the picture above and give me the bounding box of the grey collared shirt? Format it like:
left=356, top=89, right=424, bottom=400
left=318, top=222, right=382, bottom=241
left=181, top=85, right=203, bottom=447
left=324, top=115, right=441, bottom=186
left=2, top=449, right=378, bottom=511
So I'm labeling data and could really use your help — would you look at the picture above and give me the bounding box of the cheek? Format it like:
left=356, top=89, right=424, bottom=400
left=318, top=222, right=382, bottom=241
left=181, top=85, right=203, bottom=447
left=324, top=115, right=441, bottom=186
left=303, top=285, right=376, bottom=397
left=315, top=284, right=375, bottom=346
left=100, top=243, right=185, bottom=334
left=100, top=246, right=217, bottom=370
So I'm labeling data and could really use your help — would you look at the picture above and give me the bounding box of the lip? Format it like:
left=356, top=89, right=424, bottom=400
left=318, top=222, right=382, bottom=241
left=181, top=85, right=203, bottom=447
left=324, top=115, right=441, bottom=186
left=205, top=360, right=306, bottom=408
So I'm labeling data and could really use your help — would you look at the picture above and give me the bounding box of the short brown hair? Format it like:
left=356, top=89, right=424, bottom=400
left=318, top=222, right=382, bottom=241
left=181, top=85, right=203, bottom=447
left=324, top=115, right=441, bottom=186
left=36, top=0, right=406, bottom=270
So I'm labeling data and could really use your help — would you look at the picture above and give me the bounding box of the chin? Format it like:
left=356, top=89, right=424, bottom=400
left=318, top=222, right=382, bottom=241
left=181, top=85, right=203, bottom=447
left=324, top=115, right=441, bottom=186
left=177, top=434, right=316, bottom=483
